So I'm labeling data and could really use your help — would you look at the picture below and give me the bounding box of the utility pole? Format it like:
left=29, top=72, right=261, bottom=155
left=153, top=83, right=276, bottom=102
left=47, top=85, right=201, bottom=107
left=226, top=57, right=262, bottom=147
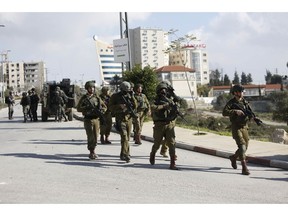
left=119, top=12, right=131, bottom=73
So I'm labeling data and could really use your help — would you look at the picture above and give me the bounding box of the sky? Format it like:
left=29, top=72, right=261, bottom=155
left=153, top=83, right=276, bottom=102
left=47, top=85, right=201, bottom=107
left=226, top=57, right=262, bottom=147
left=1, top=1, right=288, bottom=87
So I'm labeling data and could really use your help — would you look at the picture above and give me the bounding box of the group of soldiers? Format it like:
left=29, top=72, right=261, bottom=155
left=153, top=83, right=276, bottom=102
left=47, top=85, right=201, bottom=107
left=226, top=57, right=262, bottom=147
left=9, top=88, right=40, bottom=122
left=52, top=86, right=73, bottom=122
left=77, top=80, right=259, bottom=175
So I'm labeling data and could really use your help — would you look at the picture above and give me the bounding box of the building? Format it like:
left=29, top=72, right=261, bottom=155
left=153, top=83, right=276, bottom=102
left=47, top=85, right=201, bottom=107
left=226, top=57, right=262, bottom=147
left=169, top=44, right=209, bottom=86
left=129, top=27, right=169, bottom=69
left=0, top=61, right=46, bottom=95
left=156, top=65, right=197, bottom=99
left=94, top=39, right=122, bottom=85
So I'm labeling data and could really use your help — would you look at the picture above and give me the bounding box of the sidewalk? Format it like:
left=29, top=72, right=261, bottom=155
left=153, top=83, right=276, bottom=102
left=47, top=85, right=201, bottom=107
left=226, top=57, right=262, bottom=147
left=73, top=110, right=288, bottom=170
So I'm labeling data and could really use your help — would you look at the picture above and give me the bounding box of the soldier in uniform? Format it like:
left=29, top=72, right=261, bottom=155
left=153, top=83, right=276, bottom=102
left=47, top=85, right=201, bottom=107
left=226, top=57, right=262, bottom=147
left=99, top=86, right=112, bottom=144
left=30, top=88, right=40, bottom=122
left=109, top=81, right=137, bottom=163
left=20, top=92, right=31, bottom=123
left=133, top=83, right=150, bottom=144
left=76, top=81, right=107, bottom=160
left=6, top=91, right=15, bottom=120
left=222, top=84, right=261, bottom=175
left=149, top=82, right=179, bottom=170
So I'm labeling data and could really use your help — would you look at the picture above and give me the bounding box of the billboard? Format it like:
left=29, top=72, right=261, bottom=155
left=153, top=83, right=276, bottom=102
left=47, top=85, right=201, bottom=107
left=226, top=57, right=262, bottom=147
left=113, top=38, right=129, bottom=63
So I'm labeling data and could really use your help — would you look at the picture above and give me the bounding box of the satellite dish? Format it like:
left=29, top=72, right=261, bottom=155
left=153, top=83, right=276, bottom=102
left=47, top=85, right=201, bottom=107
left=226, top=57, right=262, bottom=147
left=287, top=62, right=288, bottom=68
left=93, top=35, right=98, bottom=41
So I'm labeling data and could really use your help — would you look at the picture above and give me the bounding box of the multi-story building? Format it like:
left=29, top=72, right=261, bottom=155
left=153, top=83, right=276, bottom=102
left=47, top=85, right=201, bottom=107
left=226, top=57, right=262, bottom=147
left=169, top=44, right=209, bottom=86
left=94, top=39, right=122, bottom=85
left=0, top=61, right=45, bottom=95
left=129, top=27, right=169, bottom=69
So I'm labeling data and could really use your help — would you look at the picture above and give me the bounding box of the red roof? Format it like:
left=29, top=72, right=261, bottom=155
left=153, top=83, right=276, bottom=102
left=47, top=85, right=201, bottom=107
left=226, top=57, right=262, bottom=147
left=156, top=65, right=195, bottom=73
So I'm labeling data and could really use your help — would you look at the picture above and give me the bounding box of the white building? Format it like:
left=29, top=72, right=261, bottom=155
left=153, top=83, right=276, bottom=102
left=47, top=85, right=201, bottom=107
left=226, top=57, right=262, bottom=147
left=94, top=39, right=122, bottom=84
left=169, top=44, right=209, bottom=86
left=129, top=27, right=169, bottom=69
left=156, top=65, right=197, bottom=99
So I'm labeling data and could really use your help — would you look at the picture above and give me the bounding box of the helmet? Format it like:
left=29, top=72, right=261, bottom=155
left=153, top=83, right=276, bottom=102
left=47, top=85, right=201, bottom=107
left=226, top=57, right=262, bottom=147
left=160, top=80, right=171, bottom=87
left=119, top=81, right=131, bottom=92
left=101, top=86, right=109, bottom=92
left=156, top=83, right=168, bottom=93
left=231, top=84, right=244, bottom=93
left=22, top=92, right=27, bottom=97
left=85, top=81, right=95, bottom=90
left=56, top=86, right=60, bottom=91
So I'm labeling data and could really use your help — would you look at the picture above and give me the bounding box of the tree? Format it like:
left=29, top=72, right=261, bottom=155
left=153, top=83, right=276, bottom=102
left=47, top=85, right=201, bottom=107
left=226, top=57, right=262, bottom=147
left=197, top=84, right=210, bottom=97
left=209, top=69, right=222, bottom=86
left=223, top=74, right=231, bottom=85
left=247, top=73, right=253, bottom=84
left=241, top=72, right=248, bottom=85
left=265, top=70, right=272, bottom=84
left=233, top=71, right=240, bottom=84
left=122, top=64, right=158, bottom=101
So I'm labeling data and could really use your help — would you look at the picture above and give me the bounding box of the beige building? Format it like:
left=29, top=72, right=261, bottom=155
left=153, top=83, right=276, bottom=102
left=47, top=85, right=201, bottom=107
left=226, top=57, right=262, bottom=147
left=129, top=27, right=169, bottom=69
left=156, top=65, right=197, bottom=99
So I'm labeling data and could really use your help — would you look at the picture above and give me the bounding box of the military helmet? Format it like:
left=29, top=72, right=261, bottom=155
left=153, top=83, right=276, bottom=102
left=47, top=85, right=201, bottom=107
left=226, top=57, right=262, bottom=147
left=22, top=92, right=27, bottom=97
left=56, top=86, right=60, bottom=91
left=119, top=81, right=131, bottom=92
left=231, top=84, right=244, bottom=93
left=84, top=81, right=95, bottom=90
left=160, top=80, right=171, bottom=87
left=156, top=82, right=168, bottom=93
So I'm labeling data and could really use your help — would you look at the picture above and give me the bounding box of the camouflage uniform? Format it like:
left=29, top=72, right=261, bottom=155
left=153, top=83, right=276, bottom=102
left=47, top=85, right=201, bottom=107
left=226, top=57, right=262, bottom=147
left=6, top=91, right=15, bottom=120
left=109, top=81, right=137, bottom=163
left=77, top=81, right=107, bottom=160
left=20, top=92, right=31, bottom=123
left=99, top=86, right=112, bottom=144
left=133, top=84, right=150, bottom=144
left=222, top=84, right=252, bottom=175
left=30, top=88, right=40, bottom=122
left=149, top=83, right=179, bottom=170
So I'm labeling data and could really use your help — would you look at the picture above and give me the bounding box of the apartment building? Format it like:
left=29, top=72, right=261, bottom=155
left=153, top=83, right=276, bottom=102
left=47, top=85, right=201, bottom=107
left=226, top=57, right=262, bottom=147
left=129, top=27, right=169, bottom=69
left=94, top=39, right=122, bottom=84
left=0, top=61, right=45, bottom=94
left=169, top=44, right=209, bottom=86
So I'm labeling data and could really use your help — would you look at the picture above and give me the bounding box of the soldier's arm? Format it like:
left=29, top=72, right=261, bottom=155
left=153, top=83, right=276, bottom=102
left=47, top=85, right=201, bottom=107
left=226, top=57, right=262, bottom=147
left=108, top=94, right=125, bottom=114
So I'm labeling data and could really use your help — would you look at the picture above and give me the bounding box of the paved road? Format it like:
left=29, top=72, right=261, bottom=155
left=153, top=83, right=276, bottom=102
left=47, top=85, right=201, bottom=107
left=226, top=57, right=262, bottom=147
left=0, top=104, right=287, bottom=206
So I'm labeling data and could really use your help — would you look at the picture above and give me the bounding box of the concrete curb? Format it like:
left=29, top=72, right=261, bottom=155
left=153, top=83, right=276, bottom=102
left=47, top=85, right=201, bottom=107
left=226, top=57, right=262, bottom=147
left=73, top=113, right=288, bottom=170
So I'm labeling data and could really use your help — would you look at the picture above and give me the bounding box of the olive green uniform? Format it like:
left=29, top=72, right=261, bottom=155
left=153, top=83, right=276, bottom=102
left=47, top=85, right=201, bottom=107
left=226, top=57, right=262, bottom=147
left=109, top=91, right=137, bottom=162
left=99, top=93, right=112, bottom=138
left=77, top=93, right=106, bottom=153
left=133, top=92, right=150, bottom=143
left=222, top=97, right=251, bottom=161
left=149, top=93, right=178, bottom=169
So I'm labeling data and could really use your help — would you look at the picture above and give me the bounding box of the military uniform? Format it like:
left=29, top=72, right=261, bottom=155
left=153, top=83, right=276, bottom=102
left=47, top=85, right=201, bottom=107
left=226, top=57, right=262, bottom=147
left=222, top=84, right=254, bottom=175
left=77, top=81, right=107, bottom=160
left=109, top=81, right=137, bottom=163
left=149, top=83, right=179, bottom=170
left=6, top=92, right=15, bottom=120
left=30, top=88, right=40, bottom=122
left=20, top=92, right=31, bottom=123
left=99, top=86, right=112, bottom=144
left=133, top=84, right=150, bottom=144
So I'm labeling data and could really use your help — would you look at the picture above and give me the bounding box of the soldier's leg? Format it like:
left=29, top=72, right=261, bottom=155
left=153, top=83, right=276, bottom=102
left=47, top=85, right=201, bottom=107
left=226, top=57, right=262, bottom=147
left=150, top=122, right=165, bottom=165
left=160, top=139, right=168, bottom=157
left=100, top=123, right=105, bottom=144
left=134, top=114, right=142, bottom=144
left=165, top=122, right=178, bottom=170
left=84, top=119, right=98, bottom=159
left=104, top=113, right=112, bottom=144
left=119, top=120, right=130, bottom=162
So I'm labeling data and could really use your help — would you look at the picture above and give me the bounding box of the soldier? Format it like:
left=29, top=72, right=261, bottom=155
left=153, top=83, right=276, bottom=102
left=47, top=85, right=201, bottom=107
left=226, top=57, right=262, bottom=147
left=109, top=81, right=137, bottom=163
left=99, top=86, right=112, bottom=144
left=76, top=81, right=107, bottom=160
left=55, top=86, right=73, bottom=121
left=30, top=88, right=40, bottom=122
left=6, top=91, right=15, bottom=120
left=20, top=92, right=31, bottom=123
left=222, top=84, right=261, bottom=175
left=53, top=90, right=65, bottom=122
left=149, top=82, right=179, bottom=170
left=133, top=84, right=150, bottom=144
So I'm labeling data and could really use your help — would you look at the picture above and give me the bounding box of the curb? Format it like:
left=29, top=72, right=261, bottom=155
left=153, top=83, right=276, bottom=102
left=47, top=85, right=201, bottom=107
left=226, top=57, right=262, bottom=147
left=73, top=113, right=288, bottom=171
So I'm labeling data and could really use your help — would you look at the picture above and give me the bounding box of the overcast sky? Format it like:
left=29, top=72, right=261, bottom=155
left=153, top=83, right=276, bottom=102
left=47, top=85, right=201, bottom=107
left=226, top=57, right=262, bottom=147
left=1, top=1, right=287, bottom=86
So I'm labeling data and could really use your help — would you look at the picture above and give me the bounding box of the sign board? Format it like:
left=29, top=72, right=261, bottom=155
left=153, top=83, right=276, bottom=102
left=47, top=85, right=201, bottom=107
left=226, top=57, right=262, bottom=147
left=113, top=38, right=129, bottom=63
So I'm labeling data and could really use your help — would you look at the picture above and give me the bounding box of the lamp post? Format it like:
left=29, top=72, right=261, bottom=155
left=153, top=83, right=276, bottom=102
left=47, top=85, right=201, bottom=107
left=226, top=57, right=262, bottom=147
left=1, top=50, right=11, bottom=103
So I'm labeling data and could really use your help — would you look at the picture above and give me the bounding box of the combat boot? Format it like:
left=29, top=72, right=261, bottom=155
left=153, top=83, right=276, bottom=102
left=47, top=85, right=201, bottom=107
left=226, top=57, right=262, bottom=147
left=241, top=160, right=250, bottom=175
left=229, top=154, right=237, bottom=169
left=88, top=148, right=97, bottom=160
left=100, top=135, right=105, bottom=144
left=169, top=154, right=178, bottom=170
left=135, top=134, right=142, bottom=145
left=149, top=151, right=156, bottom=165
left=105, top=135, right=111, bottom=144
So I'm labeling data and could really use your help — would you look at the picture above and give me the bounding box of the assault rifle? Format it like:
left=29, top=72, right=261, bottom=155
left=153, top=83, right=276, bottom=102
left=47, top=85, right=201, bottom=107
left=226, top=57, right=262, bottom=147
left=121, top=94, right=138, bottom=119
left=86, top=97, right=106, bottom=125
left=161, top=95, right=189, bottom=124
left=232, top=103, right=263, bottom=126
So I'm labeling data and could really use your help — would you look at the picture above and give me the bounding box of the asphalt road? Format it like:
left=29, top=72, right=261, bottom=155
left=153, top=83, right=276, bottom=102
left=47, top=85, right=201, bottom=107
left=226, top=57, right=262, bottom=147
left=0, top=104, right=287, bottom=207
